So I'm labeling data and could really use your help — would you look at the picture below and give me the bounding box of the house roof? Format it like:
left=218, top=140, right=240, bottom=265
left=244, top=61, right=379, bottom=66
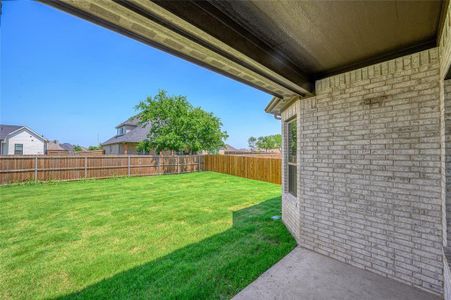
left=220, top=144, right=238, bottom=151
left=59, top=143, right=87, bottom=151
left=47, top=141, right=66, bottom=151
left=0, top=124, right=48, bottom=142
left=115, top=116, right=140, bottom=128
left=0, top=125, right=22, bottom=140
left=102, top=119, right=151, bottom=146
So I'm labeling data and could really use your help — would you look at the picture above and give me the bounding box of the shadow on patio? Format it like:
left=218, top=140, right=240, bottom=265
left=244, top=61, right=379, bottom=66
left=54, top=197, right=296, bottom=300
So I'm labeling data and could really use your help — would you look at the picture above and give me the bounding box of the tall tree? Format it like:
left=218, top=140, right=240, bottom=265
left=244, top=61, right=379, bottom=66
left=248, top=136, right=257, bottom=150
left=273, top=134, right=282, bottom=150
left=136, top=90, right=228, bottom=154
left=88, top=145, right=101, bottom=150
left=253, top=134, right=282, bottom=151
left=256, top=136, right=270, bottom=152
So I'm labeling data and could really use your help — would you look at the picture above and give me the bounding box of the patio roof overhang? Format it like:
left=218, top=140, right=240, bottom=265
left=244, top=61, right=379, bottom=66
left=40, top=0, right=447, bottom=114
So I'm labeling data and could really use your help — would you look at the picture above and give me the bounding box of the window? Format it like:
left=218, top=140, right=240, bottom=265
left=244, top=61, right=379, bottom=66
left=117, top=127, right=125, bottom=136
left=14, top=144, right=23, bottom=155
left=287, top=119, right=297, bottom=196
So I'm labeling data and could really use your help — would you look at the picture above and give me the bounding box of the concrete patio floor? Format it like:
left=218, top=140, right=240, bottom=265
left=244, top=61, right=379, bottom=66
left=233, top=247, right=441, bottom=300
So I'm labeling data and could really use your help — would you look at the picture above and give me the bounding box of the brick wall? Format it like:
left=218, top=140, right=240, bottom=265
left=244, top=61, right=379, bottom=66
left=441, top=1, right=451, bottom=296
left=281, top=48, right=443, bottom=294
left=445, top=80, right=451, bottom=247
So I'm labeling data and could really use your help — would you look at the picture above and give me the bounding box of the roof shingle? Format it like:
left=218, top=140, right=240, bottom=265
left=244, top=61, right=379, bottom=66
left=0, top=125, right=23, bottom=140
left=102, top=118, right=151, bottom=146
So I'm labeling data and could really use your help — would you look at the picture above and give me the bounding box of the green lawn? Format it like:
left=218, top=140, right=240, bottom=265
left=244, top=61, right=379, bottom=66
left=0, top=172, right=295, bottom=300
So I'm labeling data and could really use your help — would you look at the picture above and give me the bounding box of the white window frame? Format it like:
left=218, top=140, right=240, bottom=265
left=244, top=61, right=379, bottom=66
left=286, top=118, right=297, bottom=197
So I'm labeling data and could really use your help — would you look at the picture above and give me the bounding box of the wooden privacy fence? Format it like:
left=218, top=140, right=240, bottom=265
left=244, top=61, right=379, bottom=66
left=0, top=155, right=203, bottom=185
left=204, top=155, right=281, bottom=184
left=0, top=155, right=281, bottom=185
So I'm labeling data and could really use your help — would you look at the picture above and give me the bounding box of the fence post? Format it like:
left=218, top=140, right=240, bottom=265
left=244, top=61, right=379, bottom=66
left=84, top=157, right=88, bottom=178
left=34, top=156, right=38, bottom=182
left=157, top=155, right=161, bottom=175
left=198, top=155, right=200, bottom=172
left=128, top=155, right=131, bottom=176
left=177, top=156, right=180, bottom=174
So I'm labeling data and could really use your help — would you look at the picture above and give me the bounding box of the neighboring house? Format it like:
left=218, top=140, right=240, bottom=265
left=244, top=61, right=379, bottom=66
left=47, top=141, right=103, bottom=156
left=0, top=125, right=47, bottom=155
left=60, top=143, right=87, bottom=153
left=47, top=140, right=66, bottom=151
left=218, top=144, right=237, bottom=155
left=102, top=117, right=151, bottom=155
left=47, top=140, right=70, bottom=156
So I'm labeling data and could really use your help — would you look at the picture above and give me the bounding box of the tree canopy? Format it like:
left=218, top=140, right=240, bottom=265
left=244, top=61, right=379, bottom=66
left=136, top=90, right=228, bottom=154
left=248, top=136, right=257, bottom=150
left=248, top=134, right=281, bottom=152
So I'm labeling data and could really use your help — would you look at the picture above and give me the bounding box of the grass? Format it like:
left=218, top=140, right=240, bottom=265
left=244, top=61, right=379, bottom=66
left=0, top=172, right=296, bottom=299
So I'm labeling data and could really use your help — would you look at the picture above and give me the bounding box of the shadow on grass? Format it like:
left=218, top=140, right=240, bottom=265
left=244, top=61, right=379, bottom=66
left=54, top=197, right=296, bottom=300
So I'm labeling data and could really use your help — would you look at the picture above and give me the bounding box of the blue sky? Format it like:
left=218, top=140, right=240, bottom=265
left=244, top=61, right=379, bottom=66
left=1, top=1, right=279, bottom=149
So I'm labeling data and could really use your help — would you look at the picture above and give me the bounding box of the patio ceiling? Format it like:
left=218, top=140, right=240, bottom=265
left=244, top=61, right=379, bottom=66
left=41, top=0, right=445, bottom=99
